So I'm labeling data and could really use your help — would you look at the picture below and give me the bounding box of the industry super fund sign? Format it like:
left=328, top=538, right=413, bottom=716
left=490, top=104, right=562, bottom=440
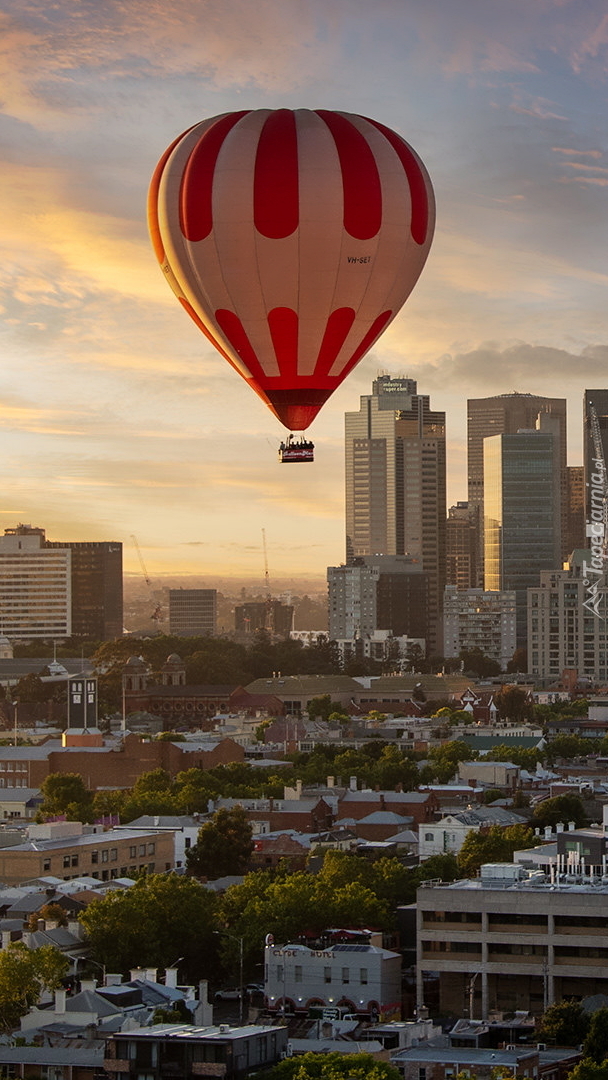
left=68, top=676, right=98, bottom=729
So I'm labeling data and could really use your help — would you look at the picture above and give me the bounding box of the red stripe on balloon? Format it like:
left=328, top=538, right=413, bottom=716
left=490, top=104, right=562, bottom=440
left=255, top=111, right=299, bottom=238
left=268, top=308, right=298, bottom=378
left=180, top=111, right=250, bottom=241
left=214, top=309, right=269, bottom=385
left=363, top=116, right=430, bottom=245
left=148, top=127, right=195, bottom=263
left=338, top=310, right=393, bottom=380
left=314, top=308, right=356, bottom=377
left=315, top=110, right=382, bottom=240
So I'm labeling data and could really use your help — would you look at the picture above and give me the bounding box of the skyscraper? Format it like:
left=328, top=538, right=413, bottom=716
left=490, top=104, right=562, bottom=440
left=484, top=425, right=561, bottom=645
left=1, top=524, right=123, bottom=642
left=468, top=392, right=567, bottom=574
left=446, top=501, right=479, bottom=591
left=344, top=375, right=445, bottom=653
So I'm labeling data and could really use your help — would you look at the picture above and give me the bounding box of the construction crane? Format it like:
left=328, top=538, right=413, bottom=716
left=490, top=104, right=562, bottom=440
left=131, top=534, right=163, bottom=623
left=261, top=528, right=274, bottom=635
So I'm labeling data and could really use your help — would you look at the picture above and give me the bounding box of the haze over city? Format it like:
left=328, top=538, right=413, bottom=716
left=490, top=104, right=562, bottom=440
left=2, top=0, right=608, bottom=579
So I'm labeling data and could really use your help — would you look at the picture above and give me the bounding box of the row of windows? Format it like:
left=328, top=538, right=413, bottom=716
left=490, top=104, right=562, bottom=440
left=276, top=965, right=368, bottom=985
left=43, top=842, right=156, bottom=871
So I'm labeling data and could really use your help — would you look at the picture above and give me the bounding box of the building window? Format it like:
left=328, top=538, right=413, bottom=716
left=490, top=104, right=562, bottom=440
left=43, top=859, right=51, bottom=871
left=360, top=968, right=368, bottom=984
left=71, top=855, right=78, bottom=867
left=342, top=967, right=349, bottom=984
left=63, top=855, right=70, bottom=868
left=101, top=850, right=109, bottom=863
left=295, top=966, right=302, bottom=983
left=147, top=843, right=155, bottom=855
left=111, top=848, right=118, bottom=861
left=138, top=845, right=146, bottom=856
left=324, top=967, right=332, bottom=984
left=185, top=837, right=191, bottom=849
left=424, top=832, right=434, bottom=841
left=91, top=851, right=99, bottom=864
left=129, top=846, right=137, bottom=858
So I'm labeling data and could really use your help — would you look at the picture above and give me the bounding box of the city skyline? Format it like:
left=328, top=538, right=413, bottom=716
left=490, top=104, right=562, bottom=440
left=2, top=1, right=608, bottom=579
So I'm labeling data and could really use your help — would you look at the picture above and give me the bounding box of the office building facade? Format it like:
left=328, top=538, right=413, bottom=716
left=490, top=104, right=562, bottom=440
left=484, top=425, right=561, bottom=645
left=168, top=589, right=217, bottom=637
left=443, top=586, right=516, bottom=669
left=44, top=538, right=123, bottom=640
left=468, top=393, right=567, bottom=575
left=345, top=376, right=445, bottom=654
left=446, top=501, right=479, bottom=590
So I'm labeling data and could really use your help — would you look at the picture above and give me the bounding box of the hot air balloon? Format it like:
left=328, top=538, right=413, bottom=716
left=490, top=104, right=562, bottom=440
left=148, top=109, right=434, bottom=460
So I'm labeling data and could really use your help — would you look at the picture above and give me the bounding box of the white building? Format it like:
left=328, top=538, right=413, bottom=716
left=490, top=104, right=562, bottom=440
left=265, top=938, right=401, bottom=1019
left=418, top=807, right=527, bottom=860
left=528, top=550, right=608, bottom=681
left=443, top=586, right=516, bottom=669
left=0, top=528, right=71, bottom=640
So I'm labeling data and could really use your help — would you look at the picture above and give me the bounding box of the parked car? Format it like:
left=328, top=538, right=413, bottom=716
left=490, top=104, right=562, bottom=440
left=214, top=987, right=242, bottom=1001
left=246, top=983, right=264, bottom=996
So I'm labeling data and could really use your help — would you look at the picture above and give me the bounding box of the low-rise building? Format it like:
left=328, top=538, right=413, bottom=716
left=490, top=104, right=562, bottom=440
left=265, top=935, right=401, bottom=1019
left=105, top=1023, right=288, bottom=1080
left=417, top=863, right=608, bottom=1017
left=418, top=807, right=527, bottom=860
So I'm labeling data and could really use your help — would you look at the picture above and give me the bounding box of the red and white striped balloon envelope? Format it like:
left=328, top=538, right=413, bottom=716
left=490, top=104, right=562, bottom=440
left=148, top=109, right=435, bottom=432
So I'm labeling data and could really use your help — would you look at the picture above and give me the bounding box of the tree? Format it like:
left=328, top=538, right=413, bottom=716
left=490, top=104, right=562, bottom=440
left=186, top=806, right=254, bottom=878
left=531, top=793, right=587, bottom=830
left=583, top=1007, right=608, bottom=1064
left=79, top=874, right=219, bottom=980
left=38, top=773, right=93, bottom=822
left=0, top=943, right=68, bottom=1032
left=257, top=1052, right=402, bottom=1080
left=28, top=903, right=68, bottom=930
left=457, top=824, right=535, bottom=877
left=458, top=649, right=501, bottom=678
left=568, top=1062, right=608, bottom=1080
left=494, top=686, right=532, bottom=721
left=537, top=1000, right=590, bottom=1046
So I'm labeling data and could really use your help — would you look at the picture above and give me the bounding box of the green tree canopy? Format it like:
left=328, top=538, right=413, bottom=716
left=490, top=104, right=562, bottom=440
left=38, top=773, right=93, bottom=823
left=583, top=1007, right=608, bottom=1064
left=457, top=824, right=535, bottom=877
left=0, top=943, right=68, bottom=1032
left=531, top=793, right=588, bottom=830
left=257, top=1052, right=402, bottom=1080
left=537, top=1000, right=591, bottom=1047
left=79, top=874, right=220, bottom=981
left=186, top=806, right=254, bottom=879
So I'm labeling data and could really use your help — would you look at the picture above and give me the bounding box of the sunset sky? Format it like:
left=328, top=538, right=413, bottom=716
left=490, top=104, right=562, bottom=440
left=2, top=0, right=608, bottom=584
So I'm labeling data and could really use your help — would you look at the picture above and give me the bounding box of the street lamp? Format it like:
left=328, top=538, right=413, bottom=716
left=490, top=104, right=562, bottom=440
left=68, top=954, right=106, bottom=988
left=214, top=931, right=244, bottom=1025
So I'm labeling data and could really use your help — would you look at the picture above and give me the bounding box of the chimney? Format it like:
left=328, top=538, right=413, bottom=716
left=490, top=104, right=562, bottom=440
left=349, top=776, right=357, bottom=792
left=146, top=968, right=158, bottom=984
left=105, top=973, right=123, bottom=986
left=544, top=826, right=552, bottom=840
left=165, top=967, right=178, bottom=989
left=37, top=919, right=45, bottom=931
left=80, top=978, right=97, bottom=992
left=380, top=793, right=386, bottom=811
left=556, top=822, right=564, bottom=834
left=55, top=989, right=67, bottom=1014
left=295, top=779, right=303, bottom=799
left=327, top=775, right=335, bottom=788
left=130, top=967, right=147, bottom=982
left=568, top=820, right=576, bottom=831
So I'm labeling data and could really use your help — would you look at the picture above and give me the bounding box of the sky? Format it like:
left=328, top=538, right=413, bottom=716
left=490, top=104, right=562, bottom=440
left=1, top=0, right=608, bottom=585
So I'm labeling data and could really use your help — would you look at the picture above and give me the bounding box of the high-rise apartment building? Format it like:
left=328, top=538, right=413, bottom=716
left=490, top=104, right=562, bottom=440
left=345, top=376, right=446, bottom=654
left=583, top=390, right=608, bottom=521
left=168, top=589, right=217, bottom=637
left=484, top=425, right=561, bottom=645
left=0, top=528, right=71, bottom=640
left=445, top=502, right=479, bottom=590
left=328, top=556, right=427, bottom=643
left=528, top=550, right=608, bottom=681
left=443, top=585, right=516, bottom=669
left=468, top=392, right=567, bottom=574
left=0, top=525, right=122, bottom=642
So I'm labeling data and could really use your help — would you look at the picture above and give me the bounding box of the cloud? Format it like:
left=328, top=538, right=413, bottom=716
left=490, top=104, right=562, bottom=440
left=553, top=147, right=604, bottom=158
